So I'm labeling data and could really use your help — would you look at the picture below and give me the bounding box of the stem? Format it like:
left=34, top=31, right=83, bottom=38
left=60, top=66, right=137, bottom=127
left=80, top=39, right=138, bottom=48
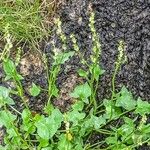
left=9, top=105, right=22, bottom=115
left=110, top=65, right=119, bottom=120
left=111, top=68, right=118, bottom=100
left=13, top=77, right=29, bottom=110
left=95, top=109, right=105, bottom=115
left=4, top=106, right=29, bottom=147
left=86, top=141, right=105, bottom=149
left=95, top=129, right=114, bottom=135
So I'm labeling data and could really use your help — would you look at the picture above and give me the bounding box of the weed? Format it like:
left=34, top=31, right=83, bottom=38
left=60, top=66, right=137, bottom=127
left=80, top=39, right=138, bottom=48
left=0, top=11, right=150, bottom=150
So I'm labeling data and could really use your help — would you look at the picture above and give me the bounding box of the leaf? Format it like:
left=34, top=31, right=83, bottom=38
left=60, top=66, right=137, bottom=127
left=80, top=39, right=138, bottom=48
left=46, top=109, right=63, bottom=138
left=35, top=116, right=50, bottom=140
left=83, top=115, right=106, bottom=130
left=7, top=128, right=18, bottom=138
left=0, top=145, right=6, bottom=150
left=0, top=86, right=15, bottom=106
left=70, top=82, right=91, bottom=103
left=29, top=83, right=41, bottom=97
left=57, top=134, right=72, bottom=150
left=3, top=59, right=15, bottom=77
left=77, top=69, right=88, bottom=78
left=106, top=136, right=117, bottom=144
left=0, top=110, right=16, bottom=128
left=103, top=99, right=122, bottom=119
left=72, top=101, right=84, bottom=111
left=38, top=138, right=49, bottom=147
left=41, top=147, right=53, bottom=150
left=115, top=86, right=136, bottom=110
left=118, top=117, right=135, bottom=142
left=93, top=65, right=105, bottom=81
left=135, top=98, right=150, bottom=115
left=139, top=124, right=150, bottom=135
left=3, top=59, right=23, bottom=81
left=67, top=110, right=85, bottom=126
left=54, top=51, right=75, bottom=65
left=44, top=103, right=54, bottom=115
left=74, top=144, right=83, bottom=150
left=93, top=115, right=106, bottom=129
left=51, top=84, right=59, bottom=97
left=22, top=109, right=32, bottom=123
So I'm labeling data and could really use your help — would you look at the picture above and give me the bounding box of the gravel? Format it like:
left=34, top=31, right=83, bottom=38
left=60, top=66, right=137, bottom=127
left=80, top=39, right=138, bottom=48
left=54, top=0, right=150, bottom=102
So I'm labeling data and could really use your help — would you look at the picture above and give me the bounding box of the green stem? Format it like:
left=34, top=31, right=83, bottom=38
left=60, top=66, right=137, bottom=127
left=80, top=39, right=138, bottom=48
left=4, top=106, right=29, bottom=147
left=9, top=105, right=22, bottom=115
left=13, top=77, right=29, bottom=110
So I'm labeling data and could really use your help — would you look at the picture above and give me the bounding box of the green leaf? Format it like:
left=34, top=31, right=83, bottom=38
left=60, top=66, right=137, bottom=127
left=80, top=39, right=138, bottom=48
left=93, top=115, right=106, bottom=129
left=22, top=109, right=32, bottom=123
left=35, top=115, right=50, bottom=140
left=93, top=65, right=105, bottom=81
left=7, top=128, right=18, bottom=138
left=29, top=83, right=41, bottom=97
left=72, top=101, right=84, bottom=111
left=51, top=84, right=59, bottom=97
left=3, top=59, right=15, bottom=77
left=44, top=103, right=54, bottom=115
left=22, top=122, right=35, bottom=134
left=74, top=144, right=83, bottom=150
left=139, top=124, right=150, bottom=135
left=3, top=59, right=23, bottom=81
left=67, top=110, right=85, bottom=126
left=0, top=86, right=15, bottom=106
left=104, top=99, right=122, bottom=119
left=135, top=98, right=150, bottom=115
left=70, top=82, right=91, bottom=103
left=0, top=145, right=6, bottom=150
left=0, top=110, right=16, bottom=128
left=106, top=136, right=117, bottom=144
left=57, top=134, right=72, bottom=150
left=115, top=86, right=136, bottom=110
left=77, top=69, right=88, bottom=78
left=54, top=51, right=75, bottom=65
left=83, top=115, right=106, bottom=130
left=118, top=117, right=135, bottom=142
left=41, top=147, right=53, bottom=150
left=46, top=109, right=63, bottom=138
left=38, top=138, right=49, bottom=147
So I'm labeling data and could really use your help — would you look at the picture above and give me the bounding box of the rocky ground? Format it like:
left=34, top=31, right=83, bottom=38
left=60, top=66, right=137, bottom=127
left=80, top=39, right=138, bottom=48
left=56, top=0, right=150, bottom=102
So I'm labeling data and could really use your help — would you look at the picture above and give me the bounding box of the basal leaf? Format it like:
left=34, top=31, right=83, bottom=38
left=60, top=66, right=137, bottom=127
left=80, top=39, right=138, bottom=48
left=0, top=86, right=14, bottom=106
left=3, top=59, right=15, bottom=77
left=72, top=101, right=84, bottom=111
left=67, top=110, right=85, bottom=126
left=35, top=116, right=50, bottom=140
left=22, top=109, right=32, bottom=123
left=0, top=110, right=16, bottom=128
left=46, top=109, right=63, bottom=138
left=38, top=138, right=49, bottom=147
left=3, top=59, right=23, bottom=81
left=104, top=99, right=122, bottom=119
left=57, top=134, right=72, bottom=150
left=70, top=82, right=91, bottom=103
left=135, top=98, right=150, bottom=115
left=29, top=83, right=41, bottom=97
left=115, top=86, right=136, bottom=110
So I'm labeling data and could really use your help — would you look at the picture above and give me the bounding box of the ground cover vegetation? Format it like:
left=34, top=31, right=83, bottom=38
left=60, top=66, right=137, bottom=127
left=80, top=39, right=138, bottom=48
left=0, top=1, right=150, bottom=150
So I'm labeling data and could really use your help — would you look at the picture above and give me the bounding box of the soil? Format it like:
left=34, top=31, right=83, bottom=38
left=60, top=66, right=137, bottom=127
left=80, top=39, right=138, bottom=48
left=0, top=0, right=150, bottom=149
